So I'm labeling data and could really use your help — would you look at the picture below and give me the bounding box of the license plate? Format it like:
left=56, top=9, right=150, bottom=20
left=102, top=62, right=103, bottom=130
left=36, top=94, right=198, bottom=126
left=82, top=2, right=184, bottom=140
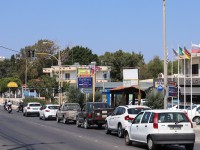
left=33, top=108, right=38, bottom=110
left=170, top=127, right=181, bottom=130
left=102, top=115, right=107, bottom=118
left=102, top=111, right=107, bottom=113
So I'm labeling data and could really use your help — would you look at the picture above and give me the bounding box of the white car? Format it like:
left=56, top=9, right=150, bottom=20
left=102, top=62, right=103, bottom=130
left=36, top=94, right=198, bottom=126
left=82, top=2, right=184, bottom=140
left=23, top=102, right=42, bottom=117
left=39, top=104, right=60, bottom=120
left=124, top=110, right=195, bottom=150
left=105, top=105, right=151, bottom=138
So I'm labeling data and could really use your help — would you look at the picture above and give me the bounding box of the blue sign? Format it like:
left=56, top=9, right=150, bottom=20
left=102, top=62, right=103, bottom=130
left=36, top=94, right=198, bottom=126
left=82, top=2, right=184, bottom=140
left=157, top=85, right=163, bottom=92
left=78, top=77, right=92, bottom=88
left=168, top=86, right=178, bottom=97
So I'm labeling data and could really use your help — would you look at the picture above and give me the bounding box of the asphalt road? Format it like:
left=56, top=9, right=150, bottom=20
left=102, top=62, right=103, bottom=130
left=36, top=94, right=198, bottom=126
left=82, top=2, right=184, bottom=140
left=0, top=106, right=200, bottom=150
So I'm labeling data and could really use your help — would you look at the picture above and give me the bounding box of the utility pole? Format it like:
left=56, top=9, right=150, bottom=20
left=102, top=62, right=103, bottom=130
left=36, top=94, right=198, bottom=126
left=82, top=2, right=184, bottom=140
left=163, top=0, right=168, bottom=109
left=58, top=49, right=62, bottom=106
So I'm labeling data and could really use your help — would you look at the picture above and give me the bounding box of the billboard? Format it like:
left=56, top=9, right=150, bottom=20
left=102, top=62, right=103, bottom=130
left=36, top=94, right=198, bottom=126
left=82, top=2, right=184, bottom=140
left=78, top=77, right=92, bottom=88
left=123, top=69, right=138, bottom=87
left=77, top=68, right=91, bottom=77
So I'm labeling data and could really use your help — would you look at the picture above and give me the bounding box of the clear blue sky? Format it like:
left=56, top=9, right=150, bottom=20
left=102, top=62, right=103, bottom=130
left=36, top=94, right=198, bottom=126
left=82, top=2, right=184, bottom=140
left=0, top=0, right=200, bottom=63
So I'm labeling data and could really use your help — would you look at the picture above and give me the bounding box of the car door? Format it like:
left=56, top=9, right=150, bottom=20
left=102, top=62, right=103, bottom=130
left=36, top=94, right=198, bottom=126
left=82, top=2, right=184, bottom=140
left=138, top=112, right=152, bottom=142
left=79, top=104, right=86, bottom=123
left=108, top=107, right=119, bottom=129
left=130, top=112, right=144, bottom=141
left=39, top=106, right=44, bottom=117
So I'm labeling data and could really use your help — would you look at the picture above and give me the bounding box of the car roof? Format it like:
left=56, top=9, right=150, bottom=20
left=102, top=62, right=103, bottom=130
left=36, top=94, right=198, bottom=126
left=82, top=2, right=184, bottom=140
left=119, top=105, right=150, bottom=109
left=28, top=102, right=41, bottom=104
left=46, top=104, right=59, bottom=106
left=143, top=109, right=185, bottom=113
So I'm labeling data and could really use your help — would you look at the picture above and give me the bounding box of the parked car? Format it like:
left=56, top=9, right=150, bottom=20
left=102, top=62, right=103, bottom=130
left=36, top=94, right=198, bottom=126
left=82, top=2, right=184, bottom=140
left=186, top=104, right=200, bottom=124
left=23, top=102, right=42, bottom=117
left=56, top=103, right=80, bottom=124
left=105, top=105, right=151, bottom=138
left=39, top=104, right=59, bottom=120
left=76, top=102, right=114, bottom=129
left=124, top=110, right=195, bottom=150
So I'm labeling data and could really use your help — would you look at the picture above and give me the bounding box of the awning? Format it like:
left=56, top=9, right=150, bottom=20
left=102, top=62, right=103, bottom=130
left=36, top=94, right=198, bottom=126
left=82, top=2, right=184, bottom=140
left=7, top=82, right=18, bottom=88
left=180, top=87, right=200, bottom=95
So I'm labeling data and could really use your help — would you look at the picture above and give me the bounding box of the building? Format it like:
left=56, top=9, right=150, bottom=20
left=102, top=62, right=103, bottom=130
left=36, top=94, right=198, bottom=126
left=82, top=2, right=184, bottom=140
left=43, top=63, right=111, bottom=86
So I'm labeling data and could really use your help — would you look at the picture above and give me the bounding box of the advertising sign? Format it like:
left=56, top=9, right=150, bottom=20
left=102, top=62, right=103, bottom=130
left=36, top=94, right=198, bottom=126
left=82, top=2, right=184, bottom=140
left=77, top=68, right=91, bottom=77
left=168, top=81, right=178, bottom=97
left=78, top=77, right=92, bottom=88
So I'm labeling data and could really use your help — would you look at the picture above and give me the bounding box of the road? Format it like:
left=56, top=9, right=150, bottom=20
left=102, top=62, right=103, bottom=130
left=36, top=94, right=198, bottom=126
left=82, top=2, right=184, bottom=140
left=0, top=106, right=200, bottom=150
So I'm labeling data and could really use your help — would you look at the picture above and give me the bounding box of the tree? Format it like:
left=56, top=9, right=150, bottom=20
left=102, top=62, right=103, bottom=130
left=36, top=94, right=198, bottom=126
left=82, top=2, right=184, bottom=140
left=145, top=56, right=163, bottom=79
left=27, top=75, right=58, bottom=101
left=145, top=89, right=164, bottom=109
left=62, top=46, right=99, bottom=65
left=87, top=91, right=102, bottom=102
left=66, top=86, right=85, bottom=106
left=99, top=50, right=145, bottom=81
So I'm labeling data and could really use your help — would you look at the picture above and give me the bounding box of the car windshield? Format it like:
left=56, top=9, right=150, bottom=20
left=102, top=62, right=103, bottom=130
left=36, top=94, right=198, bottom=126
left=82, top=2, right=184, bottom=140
left=65, top=104, right=80, bottom=110
left=93, top=103, right=109, bottom=109
left=187, top=105, right=197, bottom=110
left=29, top=104, right=41, bottom=107
left=48, top=106, right=59, bottom=109
left=128, top=107, right=150, bottom=114
left=158, top=112, right=190, bottom=123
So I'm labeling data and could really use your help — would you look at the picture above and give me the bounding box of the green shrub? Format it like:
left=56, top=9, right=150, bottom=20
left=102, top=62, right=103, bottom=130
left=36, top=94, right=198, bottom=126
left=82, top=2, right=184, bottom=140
left=23, top=97, right=46, bottom=106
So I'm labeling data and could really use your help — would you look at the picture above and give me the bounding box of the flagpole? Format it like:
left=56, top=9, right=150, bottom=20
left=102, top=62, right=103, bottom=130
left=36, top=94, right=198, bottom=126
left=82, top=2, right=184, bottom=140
left=190, top=43, right=193, bottom=118
left=171, top=48, right=174, bottom=107
left=178, top=46, right=180, bottom=109
left=184, top=51, right=186, bottom=109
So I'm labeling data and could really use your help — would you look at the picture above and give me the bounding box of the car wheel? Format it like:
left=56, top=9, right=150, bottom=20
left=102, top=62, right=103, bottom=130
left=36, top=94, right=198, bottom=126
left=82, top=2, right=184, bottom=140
left=124, top=132, right=132, bottom=146
left=76, top=118, right=81, bottom=127
left=25, top=112, right=28, bottom=117
left=43, top=115, right=46, bottom=121
left=84, top=119, right=89, bottom=129
left=23, top=113, right=25, bottom=116
left=56, top=116, right=60, bottom=123
left=185, top=144, right=194, bottom=150
left=63, top=118, right=67, bottom=124
left=193, top=116, right=200, bottom=125
left=147, top=136, right=157, bottom=150
left=117, top=124, right=124, bottom=138
left=105, top=122, right=111, bottom=134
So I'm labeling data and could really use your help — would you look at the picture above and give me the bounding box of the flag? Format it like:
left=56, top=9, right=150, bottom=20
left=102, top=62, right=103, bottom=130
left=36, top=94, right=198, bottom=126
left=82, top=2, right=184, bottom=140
left=191, top=44, right=200, bottom=53
left=172, top=49, right=178, bottom=57
left=178, top=47, right=185, bottom=58
left=183, top=47, right=191, bottom=59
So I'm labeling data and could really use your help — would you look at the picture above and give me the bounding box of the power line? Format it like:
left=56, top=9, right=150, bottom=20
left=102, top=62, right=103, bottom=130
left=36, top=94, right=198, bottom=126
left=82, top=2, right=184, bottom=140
left=0, top=46, right=19, bottom=53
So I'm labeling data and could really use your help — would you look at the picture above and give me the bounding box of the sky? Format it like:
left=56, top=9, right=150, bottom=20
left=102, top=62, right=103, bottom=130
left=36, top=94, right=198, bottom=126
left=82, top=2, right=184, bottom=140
left=0, top=0, right=200, bottom=63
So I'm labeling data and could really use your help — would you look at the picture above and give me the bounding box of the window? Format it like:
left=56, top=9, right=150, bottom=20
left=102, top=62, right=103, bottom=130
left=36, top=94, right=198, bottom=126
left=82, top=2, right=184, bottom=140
left=112, top=107, right=119, bottom=116
left=192, top=64, right=198, bottom=74
left=48, top=106, right=59, bottom=109
left=116, top=107, right=125, bottom=115
left=128, top=107, right=151, bottom=114
left=141, top=112, right=151, bottom=123
left=133, top=112, right=144, bottom=124
left=149, top=113, right=154, bottom=123
left=103, top=73, right=107, bottom=79
left=65, top=73, right=70, bottom=79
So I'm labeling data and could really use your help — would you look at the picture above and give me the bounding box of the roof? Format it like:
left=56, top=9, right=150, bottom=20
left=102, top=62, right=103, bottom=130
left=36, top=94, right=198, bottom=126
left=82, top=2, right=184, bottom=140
left=143, top=109, right=186, bottom=113
left=110, top=85, right=146, bottom=98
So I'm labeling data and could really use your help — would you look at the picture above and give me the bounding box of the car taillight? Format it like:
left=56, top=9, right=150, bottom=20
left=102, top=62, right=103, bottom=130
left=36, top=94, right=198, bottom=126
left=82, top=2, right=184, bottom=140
left=87, top=113, right=92, bottom=118
left=124, top=115, right=134, bottom=121
left=153, top=113, right=158, bottom=129
left=184, top=112, right=193, bottom=128
left=45, top=110, right=50, bottom=112
left=27, top=107, right=30, bottom=109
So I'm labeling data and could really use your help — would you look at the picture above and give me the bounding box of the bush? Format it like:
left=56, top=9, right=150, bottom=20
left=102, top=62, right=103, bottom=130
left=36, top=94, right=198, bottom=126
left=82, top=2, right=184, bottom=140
left=23, top=97, right=46, bottom=106
left=145, top=89, right=164, bottom=109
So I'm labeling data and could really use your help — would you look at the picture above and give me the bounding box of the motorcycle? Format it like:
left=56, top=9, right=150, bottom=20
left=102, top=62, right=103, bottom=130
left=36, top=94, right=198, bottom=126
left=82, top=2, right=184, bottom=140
left=4, top=102, right=12, bottom=113
left=16, top=105, right=23, bottom=112
left=7, top=104, right=12, bottom=113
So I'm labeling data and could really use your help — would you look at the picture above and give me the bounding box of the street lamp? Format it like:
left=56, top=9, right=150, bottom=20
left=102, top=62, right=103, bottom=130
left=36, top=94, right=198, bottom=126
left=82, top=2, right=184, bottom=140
left=163, top=0, right=168, bottom=109
left=91, top=61, right=96, bottom=102
left=36, top=50, right=62, bottom=105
